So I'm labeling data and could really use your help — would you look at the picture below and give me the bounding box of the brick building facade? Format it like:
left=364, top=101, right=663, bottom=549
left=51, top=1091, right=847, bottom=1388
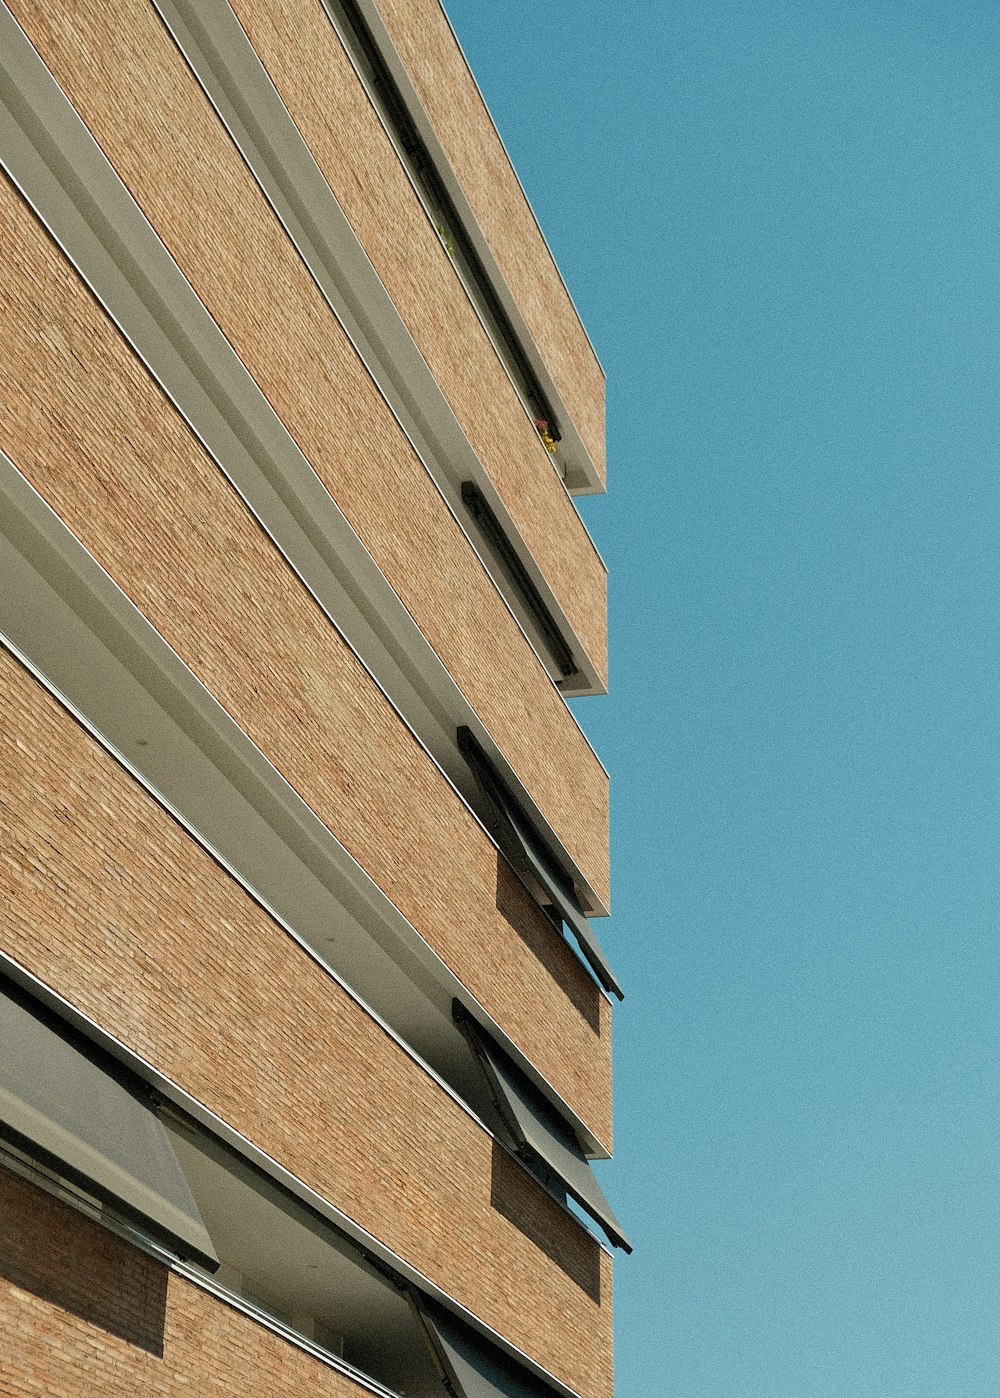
left=0, top=3, right=626, bottom=1396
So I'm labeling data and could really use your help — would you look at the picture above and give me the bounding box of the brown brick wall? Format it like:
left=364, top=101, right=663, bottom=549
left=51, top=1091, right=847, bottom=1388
left=370, top=0, right=608, bottom=484
left=495, top=856, right=605, bottom=1037
left=490, top=1145, right=603, bottom=1305
left=224, top=0, right=608, bottom=682
left=0, top=168, right=614, bottom=1143
left=0, top=1165, right=378, bottom=1397
left=0, top=651, right=613, bottom=1398
left=8, top=0, right=610, bottom=816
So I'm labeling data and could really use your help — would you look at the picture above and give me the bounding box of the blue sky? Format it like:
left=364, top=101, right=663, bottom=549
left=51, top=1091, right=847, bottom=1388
left=444, top=2, right=1000, bottom=1394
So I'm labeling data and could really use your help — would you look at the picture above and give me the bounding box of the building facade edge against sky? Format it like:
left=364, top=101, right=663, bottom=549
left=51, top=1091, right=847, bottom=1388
left=0, top=2, right=625, bottom=1397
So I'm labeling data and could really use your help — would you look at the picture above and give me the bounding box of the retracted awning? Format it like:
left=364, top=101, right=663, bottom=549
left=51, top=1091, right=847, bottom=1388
left=460, top=481, right=577, bottom=681
left=0, top=979, right=219, bottom=1270
left=413, top=1295, right=559, bottom=1398
left=457, top=728, right=623, bottom=1000
left=455, top=1006, right=631, bottom=1253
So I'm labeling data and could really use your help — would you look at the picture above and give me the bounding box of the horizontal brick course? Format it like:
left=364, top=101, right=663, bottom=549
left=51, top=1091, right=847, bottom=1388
left=7, top=0, right=611, bottom=898
left=0, top=651, right=613, bottom=1398
left=0, top=6, right=620, bottom=1398
left=0, top=1165, right=379, bottom=1397
left=226, top=0, right=608, bottom=680
left=0, top=167, right=613, bottom=1145
left=371, top=0, right=608, bottom=484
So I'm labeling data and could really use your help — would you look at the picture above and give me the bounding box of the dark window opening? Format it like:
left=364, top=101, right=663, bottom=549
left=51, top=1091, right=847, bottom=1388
left=461, top=480, right=577, bottom=681
left=1, top=976, right=584, bottom=1398
left=323, top=0, right=562, bottom=452
left=455, top=1003, right=630, bottom=1254
left=414, top=1288, right=590, bottom=1398
left=458, top=727, right=623, bottom=1000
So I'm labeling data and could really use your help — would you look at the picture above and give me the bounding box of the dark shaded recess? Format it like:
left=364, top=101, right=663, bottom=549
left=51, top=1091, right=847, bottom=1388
left=460, top=481, right=577, bottom=681
left=0, top=1163, right=168, bottom=1357
left=495, top=851, right=601, bottom=1034
left=457, top=1006, right=630, bottom=1253
left=412, top=1293, right=566, bottom=1398
left=489, top=1143, right=600, bottom=1303
left=332, top=0, right=561, bottom=443
left=460, top=727, right=622, bottom=1000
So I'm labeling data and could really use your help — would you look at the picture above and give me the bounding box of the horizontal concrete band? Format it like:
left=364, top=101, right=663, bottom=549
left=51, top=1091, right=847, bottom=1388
left=150, top=0, right=608, bottom=693
left=355, top=0, right=608, bottom=486
left=0, top=717, right=612, bottom=1398
left=0, top=445, right=613, bottom=1154
left=0, top=0, right=611, bottom=909
left=0, top=1156, right=436, bottom=1398
left=317, top=0, right=599, bottom=500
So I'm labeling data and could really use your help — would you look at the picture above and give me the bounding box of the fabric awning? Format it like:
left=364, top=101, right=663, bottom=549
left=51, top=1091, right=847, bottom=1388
left=456, top=1006, right=631, bottom=1252
left=413, top=1295, right=559, bottom=1398
left=457, top=728, right=623, bottom=1000
left=0, top=979, right=218, bottom=1270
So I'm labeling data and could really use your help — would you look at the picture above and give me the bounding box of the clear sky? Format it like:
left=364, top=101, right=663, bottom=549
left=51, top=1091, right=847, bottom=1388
left=444, top=2, right=1000, bottom=1394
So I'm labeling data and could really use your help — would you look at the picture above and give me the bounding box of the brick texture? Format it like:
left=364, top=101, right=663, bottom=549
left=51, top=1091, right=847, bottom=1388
left=7, top=0, right=611, bottom=869
left=0, top=168, right=614, bottom=1144
left=225, top=0, right=608, bottom=682
left=0, top=1166, right=378, bottom=1397
left=0, top=650, right=613, bottom=1398
left=370, top=0, right=608, bottom=484
left=0, top=1166, right=171, bottom=1359
left=491, top=1145, right=602, bottom=1304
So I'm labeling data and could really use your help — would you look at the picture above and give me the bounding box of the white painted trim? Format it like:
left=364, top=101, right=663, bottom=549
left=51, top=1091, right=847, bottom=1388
left=335, top=0, right=607, bottom=495
left=0, top=954, right=594, bottom=1398
left=0, top=1, right=611, bottom=914
left=0, top=454, right=613, bottom=1158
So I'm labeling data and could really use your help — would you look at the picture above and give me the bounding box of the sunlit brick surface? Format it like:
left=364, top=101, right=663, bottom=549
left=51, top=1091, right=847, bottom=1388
left=5, top=0, right=611, bottom=875
left=0, top=171, right=613, bottom=1142
left=0, top=652, right=614, bottom=1398
left=0, top=1167, right=377, bottom=1398
left=372, top=0, right=608, bottom=484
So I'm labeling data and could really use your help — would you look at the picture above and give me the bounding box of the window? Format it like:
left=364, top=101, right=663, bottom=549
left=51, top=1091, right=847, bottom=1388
left=414, top=1295, right=568, bottom=1398
left=456, top=1004, right=630, bottom=1253
left=0, top=974, right=586, bottom=1398
left=458, top=727, right=623, bottom=1000
left=0, top=977, right=217, bottom=1271
left=321, top=0, right=563, bottom=456
left=158, top=1113, right=446, bottom=1394
left=461, top=481, right=577, bottom=681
